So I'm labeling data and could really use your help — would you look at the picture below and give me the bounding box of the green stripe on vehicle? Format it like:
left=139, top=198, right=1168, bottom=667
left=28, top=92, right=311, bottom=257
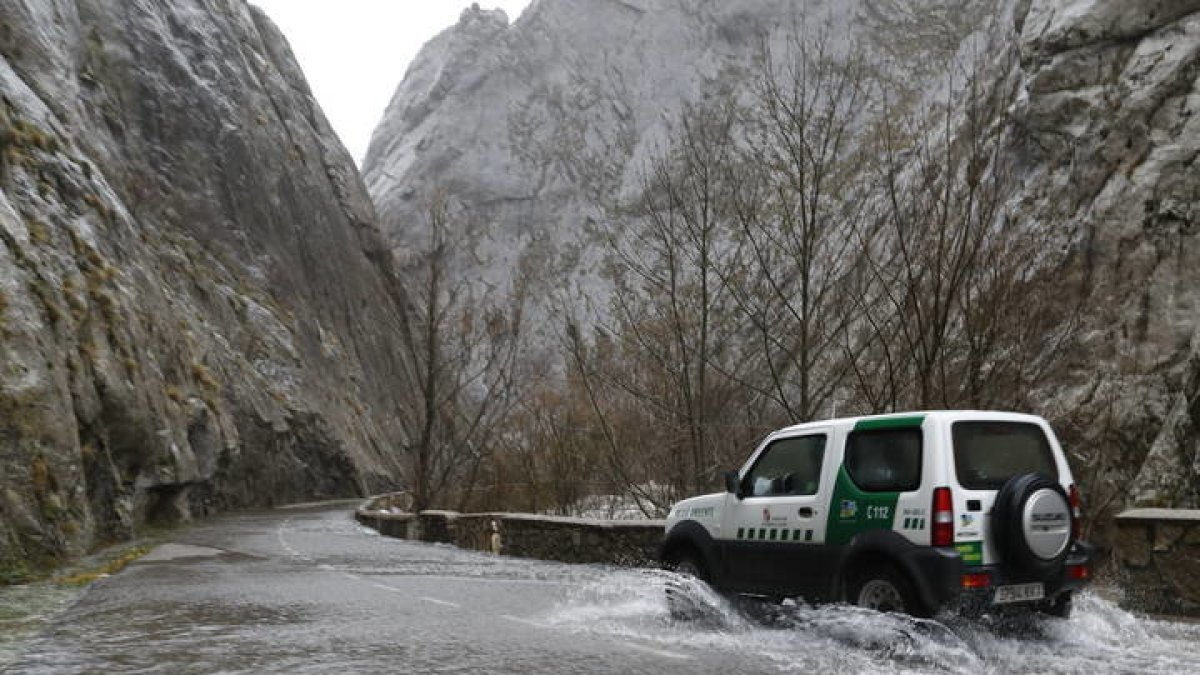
left=853, top=415, right=926, bottom=431
left=824, top=465, right=901, bottom=545
left=955, top=541, right=983, bottom=566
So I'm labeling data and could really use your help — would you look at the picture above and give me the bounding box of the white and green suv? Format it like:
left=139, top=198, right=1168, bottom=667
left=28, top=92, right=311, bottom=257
left=660, top=411, right=1093, bottom=618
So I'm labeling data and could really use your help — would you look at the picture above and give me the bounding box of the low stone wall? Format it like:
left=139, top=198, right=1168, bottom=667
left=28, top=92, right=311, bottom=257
left=355, top=495, right=665, bottom=567
left=1115, top=508, right=1200, bottom=617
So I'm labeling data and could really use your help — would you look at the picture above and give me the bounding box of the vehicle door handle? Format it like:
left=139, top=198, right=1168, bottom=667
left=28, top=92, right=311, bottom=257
left=798, top=507, right=815, bottom=518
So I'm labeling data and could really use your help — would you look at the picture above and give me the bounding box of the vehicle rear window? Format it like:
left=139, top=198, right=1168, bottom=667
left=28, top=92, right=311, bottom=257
left=844, top=428, right=922, bottom=492
left=952, top=421, right=1058, bottom=490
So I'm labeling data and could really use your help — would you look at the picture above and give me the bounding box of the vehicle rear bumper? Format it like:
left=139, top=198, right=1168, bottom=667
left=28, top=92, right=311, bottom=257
left=954, top=540, right=1095, bottom=612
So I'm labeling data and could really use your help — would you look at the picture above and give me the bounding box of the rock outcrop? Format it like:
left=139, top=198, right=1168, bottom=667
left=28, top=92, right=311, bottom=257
left=0, top=0, right=408, bottom=578
left=1006, top=0, right=1200, bottom=511
left=362, top=0, right=802, bottom=332
left=365, top=0, right=1200, bottom=526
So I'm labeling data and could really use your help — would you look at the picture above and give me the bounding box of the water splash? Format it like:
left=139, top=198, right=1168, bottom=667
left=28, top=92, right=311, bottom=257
left=544, top=570, right=1200, bottom=674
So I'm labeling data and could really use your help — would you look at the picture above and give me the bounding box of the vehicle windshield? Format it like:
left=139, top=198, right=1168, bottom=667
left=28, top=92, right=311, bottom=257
left=951, top=421, right=1058, bottom=490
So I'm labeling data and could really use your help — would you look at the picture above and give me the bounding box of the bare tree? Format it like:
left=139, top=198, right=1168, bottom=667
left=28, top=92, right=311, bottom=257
left=721, top=28, right=876, bottom=422
left=393, top=191, right=527, bottom=511
left=564, top=97, right=766, bottom=505
left=848, top=48, right=1080, bottom=412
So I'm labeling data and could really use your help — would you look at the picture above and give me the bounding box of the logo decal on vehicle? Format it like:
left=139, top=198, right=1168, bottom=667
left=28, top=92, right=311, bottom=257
left=955, top=540, right=984, bottom=566
left=825, top=466, right=902, bottom=545
left=960, top=513, right=975, bottom=527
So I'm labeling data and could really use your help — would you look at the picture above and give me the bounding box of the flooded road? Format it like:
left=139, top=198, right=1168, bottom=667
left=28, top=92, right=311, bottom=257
left=4, top=503, right=1199, bottom=673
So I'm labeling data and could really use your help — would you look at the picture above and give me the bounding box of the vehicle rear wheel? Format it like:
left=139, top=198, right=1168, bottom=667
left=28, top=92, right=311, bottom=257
left=1039, top=591, right=1072, bottom=618
left=848, top=565, right=926, bottom=617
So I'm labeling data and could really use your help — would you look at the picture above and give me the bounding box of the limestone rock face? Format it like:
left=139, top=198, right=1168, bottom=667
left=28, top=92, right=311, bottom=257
left=367, top=0, right=1200, bottom=518
left=0, top=0, right=408, bottom=576
left=1006, top=0, right=1200, bottom=509
left=362, top=0, right=802, bottom=323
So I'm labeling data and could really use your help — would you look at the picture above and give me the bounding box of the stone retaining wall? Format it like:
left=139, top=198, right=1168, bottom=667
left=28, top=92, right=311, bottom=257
left=1115, top=508, right=1200, bottom=617
left=358, top=497, right=1200, bottom=617
left=355, top=495, right=665, bottom=567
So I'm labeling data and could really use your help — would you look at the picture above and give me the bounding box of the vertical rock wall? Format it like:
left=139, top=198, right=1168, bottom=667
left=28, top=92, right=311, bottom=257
left=1008, top=0, right=1200, bottom=513
left=0, top=0, right=408, bottom=578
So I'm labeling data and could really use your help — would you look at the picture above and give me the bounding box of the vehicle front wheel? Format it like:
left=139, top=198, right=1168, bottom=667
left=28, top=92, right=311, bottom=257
left=673, top=554, right=704, bottom=580
left=665, top=552, right=715, bottom=622
left=848, top=565, right=926, bottom=617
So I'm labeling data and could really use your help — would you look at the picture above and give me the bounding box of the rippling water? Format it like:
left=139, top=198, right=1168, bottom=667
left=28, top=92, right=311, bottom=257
left=0, top=584, right=80, bottom=668
left=5, top=506, right=1199, bottom=674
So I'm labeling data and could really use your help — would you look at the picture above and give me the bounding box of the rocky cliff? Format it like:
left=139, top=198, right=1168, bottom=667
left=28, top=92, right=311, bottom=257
left=363, top=0, right=804, bottom=330
left=0, top=0, right=408, bottom=579
left=1006, top=0, right=1200, bottom=511
left=365, top=0, right=1200, bottom=524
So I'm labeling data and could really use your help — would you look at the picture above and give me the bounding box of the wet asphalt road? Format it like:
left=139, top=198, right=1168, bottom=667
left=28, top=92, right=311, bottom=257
left=5, top=503, right=1200, bottom=674
left=3, top=503, right=738, bottom=674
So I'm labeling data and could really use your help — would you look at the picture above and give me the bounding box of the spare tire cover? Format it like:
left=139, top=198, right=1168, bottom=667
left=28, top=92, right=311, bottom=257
left=991, top=473, right=1071, bottom=577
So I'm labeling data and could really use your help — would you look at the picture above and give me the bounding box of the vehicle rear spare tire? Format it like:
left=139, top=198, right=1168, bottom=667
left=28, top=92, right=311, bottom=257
left=992, top=473, right=1072, bottom=578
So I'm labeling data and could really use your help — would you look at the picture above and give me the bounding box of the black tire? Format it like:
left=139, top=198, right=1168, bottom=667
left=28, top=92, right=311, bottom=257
left=848, top=564, right=926, bottom=617
left=674, top=554, right=705, bottom=580
left=992, top=473, right=1072, bottom=578
left=1039, top=591, right=1073, bottom=619
left=665, top=552, right=714, bottom=621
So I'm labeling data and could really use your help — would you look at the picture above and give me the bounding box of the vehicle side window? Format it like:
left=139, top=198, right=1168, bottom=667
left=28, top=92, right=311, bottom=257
left=744, top=435, right=826, bottom=497
left=844, top=428, right=922, bottom=492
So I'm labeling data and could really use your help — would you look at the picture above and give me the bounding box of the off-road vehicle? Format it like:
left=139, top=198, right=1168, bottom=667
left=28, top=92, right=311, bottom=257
left=660, top=411, right=1093, bottom=617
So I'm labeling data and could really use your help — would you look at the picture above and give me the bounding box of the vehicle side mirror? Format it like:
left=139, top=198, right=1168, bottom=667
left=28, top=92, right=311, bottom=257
left=724, top=470, right=741, bottom=498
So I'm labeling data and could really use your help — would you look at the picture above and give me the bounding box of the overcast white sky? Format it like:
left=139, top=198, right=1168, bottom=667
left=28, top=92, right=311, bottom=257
left=252, top=1, right=532, bottom=166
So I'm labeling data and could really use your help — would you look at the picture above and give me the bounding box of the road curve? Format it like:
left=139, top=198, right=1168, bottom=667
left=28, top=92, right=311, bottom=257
left=6, top=503, right=1200, bottom=674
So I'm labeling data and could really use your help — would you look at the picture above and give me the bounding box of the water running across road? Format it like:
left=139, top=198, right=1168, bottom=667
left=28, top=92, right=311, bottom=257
left=3, top=504, right=1198, bottom=673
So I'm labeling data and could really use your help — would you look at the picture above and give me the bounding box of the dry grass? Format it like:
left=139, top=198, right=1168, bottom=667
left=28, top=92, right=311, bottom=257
left=29, top=280, right=63, bottom=326
left=26, top=218, right=50, bottom=245
left=31, top=456, right=50, bottom=493
left=191, top=363, right=220, bottom=391
left=56, top=546, right=150, bottom=587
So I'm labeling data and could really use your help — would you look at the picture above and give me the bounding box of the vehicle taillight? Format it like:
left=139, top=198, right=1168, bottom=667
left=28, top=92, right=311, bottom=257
left=1067, top=563, right=1090, bottom=581
left=961, top=572, right=991, bottom=589
left=1068, top=484, right=1082, bottom=541
left=932, top=486, right=953, bottom=547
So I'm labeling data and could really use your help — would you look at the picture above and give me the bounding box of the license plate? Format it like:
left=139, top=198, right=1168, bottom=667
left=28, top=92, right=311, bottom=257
left=994, top=582, right=1044, bottom=604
